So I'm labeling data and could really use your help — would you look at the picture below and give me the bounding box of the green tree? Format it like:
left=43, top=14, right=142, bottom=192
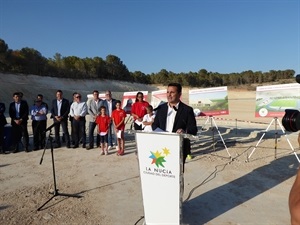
left=19, top=47, right=47, bottom=75
left=0, top=39, right=10, bottom=71
left=106, top=55, right=131, bottom=81
left=131, top=71, right=151, bottom=83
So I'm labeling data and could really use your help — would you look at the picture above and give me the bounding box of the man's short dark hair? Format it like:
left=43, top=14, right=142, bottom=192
left=37, top=94, right=43, bottom=98
left=168, top=83, right=182, bottom=94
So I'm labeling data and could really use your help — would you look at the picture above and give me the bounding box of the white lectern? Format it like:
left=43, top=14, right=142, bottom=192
left=135, top=131, right=183, bottom=225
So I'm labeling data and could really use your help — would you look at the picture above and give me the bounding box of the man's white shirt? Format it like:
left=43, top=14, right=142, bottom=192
left=165, top=103, right=179, bottom=133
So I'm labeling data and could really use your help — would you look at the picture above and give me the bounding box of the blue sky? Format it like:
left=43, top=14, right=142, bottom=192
left=0, top=0, right=299, bottom=75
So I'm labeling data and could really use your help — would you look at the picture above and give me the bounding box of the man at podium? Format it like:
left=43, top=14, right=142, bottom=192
left=152, top=83, right=198, bottom=171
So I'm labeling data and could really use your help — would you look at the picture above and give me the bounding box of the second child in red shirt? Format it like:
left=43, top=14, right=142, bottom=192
left=95, top=106, right=110, bottom=155
left=112, top=100, right=126, bottom=156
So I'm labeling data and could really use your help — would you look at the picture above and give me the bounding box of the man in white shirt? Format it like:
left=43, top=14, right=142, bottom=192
left=69, top=93, right=87, bottom=148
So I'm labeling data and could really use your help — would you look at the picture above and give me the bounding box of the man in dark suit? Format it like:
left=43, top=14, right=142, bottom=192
left=100, top=90, right=118, bottom=149
left=9, top=92, right=30, bottom=153
left=50, top=90, right=71, bottom=148
left=152, top=83, right=198, bottom=171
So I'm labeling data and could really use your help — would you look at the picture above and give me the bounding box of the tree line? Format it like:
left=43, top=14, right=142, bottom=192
left=0, top=38, right=296, bottom=87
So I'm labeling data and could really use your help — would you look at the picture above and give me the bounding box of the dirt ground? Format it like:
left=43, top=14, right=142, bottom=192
left=1, top=88, right=300, bottom=225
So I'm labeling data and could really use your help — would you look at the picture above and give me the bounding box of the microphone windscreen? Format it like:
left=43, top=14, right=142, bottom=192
left=296, top=74, right=300, bottom=84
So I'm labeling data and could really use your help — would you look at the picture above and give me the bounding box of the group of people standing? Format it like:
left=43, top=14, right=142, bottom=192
left=50, top=89, right=127, bottom=156
left=0, top=92, right=47, bottom=153
left=0, top=83, right=198, bottom=167
left=0, top=89, right=130, bottom=156
left=86, top=90, right=126, bottom=156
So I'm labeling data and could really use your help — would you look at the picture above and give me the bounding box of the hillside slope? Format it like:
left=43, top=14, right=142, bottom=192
left=0, top=73, right=159, bottom=112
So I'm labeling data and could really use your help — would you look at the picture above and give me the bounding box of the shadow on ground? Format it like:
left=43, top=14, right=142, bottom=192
left=182, top=154, right=298, bottom=225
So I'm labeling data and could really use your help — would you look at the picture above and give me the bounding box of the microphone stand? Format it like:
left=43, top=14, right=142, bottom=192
left=37, top=125, right=82, bottom=211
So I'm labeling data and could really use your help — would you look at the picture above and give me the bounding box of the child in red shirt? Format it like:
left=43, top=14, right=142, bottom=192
left=112, top=100, right=126, bottom=156
left=95, top=106, right=110, bottom=155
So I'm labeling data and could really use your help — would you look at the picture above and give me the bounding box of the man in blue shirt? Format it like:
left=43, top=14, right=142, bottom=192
left=31, top=99, right=48, bottom=150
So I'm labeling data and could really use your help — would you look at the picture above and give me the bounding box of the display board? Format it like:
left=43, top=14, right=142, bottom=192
left=122, top=91, right=148, bottom=114
left=86, top=93, right=106, bottom=100
left=151, top=90, right=167, bottom=109
left=98, top=93, right=106, bottom=100
left=255, top=83, right=300, bottom=118
left=189, top=86, right=229, bottom=116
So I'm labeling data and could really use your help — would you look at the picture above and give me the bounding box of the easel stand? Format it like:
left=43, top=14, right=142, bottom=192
left=37, top=129, right=82, bottom=211
left=247, top=117, right=300, bottom=162
left=202, top=116, right=232, bottom=159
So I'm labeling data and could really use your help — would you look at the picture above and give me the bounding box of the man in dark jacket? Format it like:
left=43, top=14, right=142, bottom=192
left=152, top=83, right=198, bottom=171
left=50, top=90, right=71, bottom=148
left=9, top=92, right=29, bottom=153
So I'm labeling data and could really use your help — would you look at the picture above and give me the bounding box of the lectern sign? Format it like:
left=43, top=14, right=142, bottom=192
left=136, top=132, right=182, bottom=225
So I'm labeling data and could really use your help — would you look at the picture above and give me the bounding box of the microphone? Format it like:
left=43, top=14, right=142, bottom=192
left=296, top=74, right=300, bottom=84
left=173, top=106, right=178, bottom=111
left=43, top=122, right=59, bottom=133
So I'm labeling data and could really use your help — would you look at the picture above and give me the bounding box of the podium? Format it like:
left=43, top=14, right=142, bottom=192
left=135, top=131, right=183, bottom=225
